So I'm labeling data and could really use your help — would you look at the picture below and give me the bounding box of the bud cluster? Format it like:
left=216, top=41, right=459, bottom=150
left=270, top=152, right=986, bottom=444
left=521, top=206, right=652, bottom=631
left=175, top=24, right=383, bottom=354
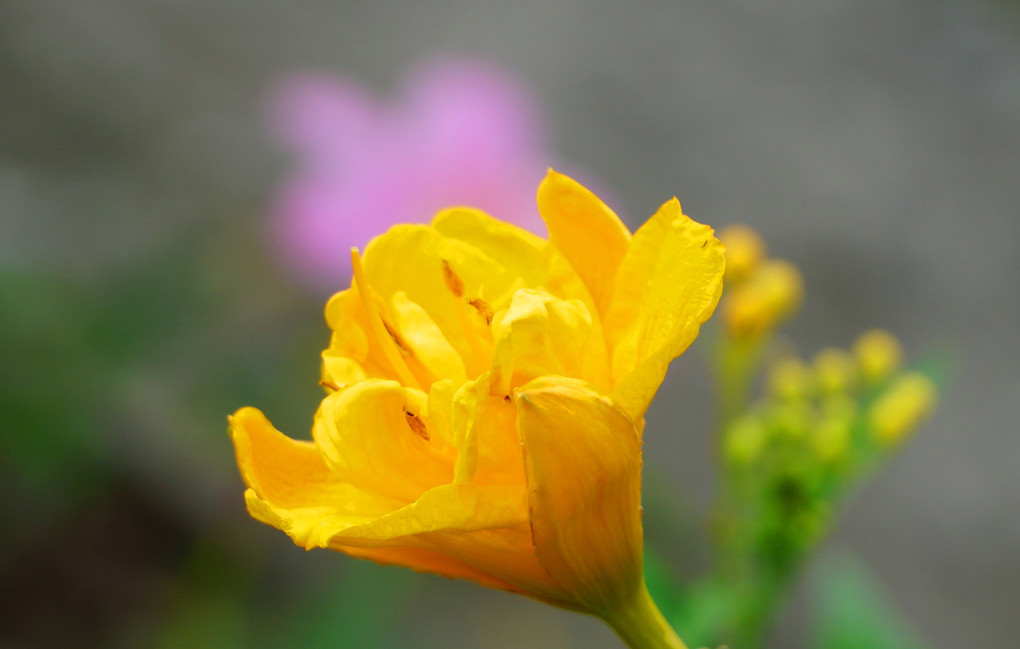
left=720, top=329, right=938, bottom=565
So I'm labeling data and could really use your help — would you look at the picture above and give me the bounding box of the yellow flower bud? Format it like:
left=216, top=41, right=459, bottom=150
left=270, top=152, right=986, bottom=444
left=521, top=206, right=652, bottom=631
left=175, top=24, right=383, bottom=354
left=768, top=355, right=811, bottom=401
left=719, top=223, right=766, bottom=284
left=868, top=372, right=937, bottom=446
left=853, top=329, right=903, bottom=384
left=722, top=259, right=803, bottom=339
left=229, top=170, right=724, bottom=640
left=813, top=347, right=857, bottom=395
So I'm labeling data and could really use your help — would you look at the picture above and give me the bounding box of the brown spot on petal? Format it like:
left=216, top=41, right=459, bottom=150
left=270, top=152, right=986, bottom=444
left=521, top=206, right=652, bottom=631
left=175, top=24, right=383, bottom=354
left=467, top=298, right=494, bottom=325
left=319, top=378, right=340, bottom=392
left=403, top=407, right=430, bottom=441
left=441, top=259, right=464, bottom=298
left=382, top=319, right=413, bottom=355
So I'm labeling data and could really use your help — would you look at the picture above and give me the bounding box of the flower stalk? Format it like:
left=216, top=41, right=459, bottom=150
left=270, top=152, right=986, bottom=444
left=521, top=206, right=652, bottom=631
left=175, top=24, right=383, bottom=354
left=602, top=583, right=689, bottom=649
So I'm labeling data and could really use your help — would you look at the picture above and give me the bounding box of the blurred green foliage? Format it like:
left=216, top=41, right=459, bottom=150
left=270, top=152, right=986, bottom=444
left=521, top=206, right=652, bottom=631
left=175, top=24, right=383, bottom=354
left=811, top=554, right=931, bottom=649
left=0, top=220, right=419, bottom=647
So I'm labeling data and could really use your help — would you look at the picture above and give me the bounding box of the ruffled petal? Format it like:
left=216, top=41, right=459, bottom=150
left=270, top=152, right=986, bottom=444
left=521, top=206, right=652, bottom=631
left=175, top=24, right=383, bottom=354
left=230, top=408, right=403, bottom=550
left=604, top=199, right=726, bottom=420
left=230, top=407, right=360, bottom=510
left=489, top=288, right=609, bottom=395
left=514, top=376, right=644, bottom=615
left=360, top=224, right=499, bottom=376
left=537, top=170, right=631, bottom=316
left=243, top=488, right=393, bottom=549
left=450, top=375, right=526, bottom=487
left=327, top=482, right=571, bottom=607
left=423, top=378, right=459, bottom=448
left=323, top=288, right=398, bottom=382
left=431, top=206, right=598, bottom=316
left=320, top=354, right=368, bottom=391
left=338, top=544, right=521, bottom=593
left=235, top=418, right=555, bottom=600
left=331, top=483, right=525, bottom=538
left=390, top=290, right=468, bottom=384
left=312, top=380, right=456, bottom=503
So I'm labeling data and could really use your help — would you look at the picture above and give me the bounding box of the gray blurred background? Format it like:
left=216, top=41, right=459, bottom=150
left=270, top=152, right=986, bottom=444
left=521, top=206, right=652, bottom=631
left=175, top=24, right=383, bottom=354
left=1, top=1, right=1018, bottom=648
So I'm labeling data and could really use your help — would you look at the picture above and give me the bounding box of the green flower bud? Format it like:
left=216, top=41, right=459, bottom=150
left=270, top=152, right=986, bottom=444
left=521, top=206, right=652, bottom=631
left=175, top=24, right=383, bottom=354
left=724, top=415, right=769, bottom=466
left=813, top=347, right=857, bottom=395
left=768, top=356, right=811, bottom=401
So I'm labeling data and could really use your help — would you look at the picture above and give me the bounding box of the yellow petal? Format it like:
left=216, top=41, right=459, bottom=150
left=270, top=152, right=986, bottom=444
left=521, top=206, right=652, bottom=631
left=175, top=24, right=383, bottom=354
left=537, top=170, right=632, bottom=316
left=239, top=455, right=556, bottom=600
left=330, top=483, right=526, bottom=539
left=324, top=289, right=370, bottom=363
left=390, top=290, right=467, bottom=384
left=423, top=378, right=459, bottom=448
left=327, top=483, right=572, bottom=607
left=432, top=206, right=548, bottom=271
left=360, top=224, right=498, bottom=375
left=515, top=376, right=644, bottom=615
left=320, top=353, right=367, bottom=391
left=339, top=544, right=522, bottom=594
left=230, top=408, right=402, bottom=549
left=231, top=407, right=351, bottom=509
left=489, top=288, right=609, bottom=395
left=432, top=206, right=599, bottom=316
left=323, top=288, right=398, bottom=382
left=243, top=488, right=389, bottom=549
left=604, top=199, right=726, bottom=420
left=311, top=380, right=456, bottom=503
left=450, top=375, right=526, bottom=486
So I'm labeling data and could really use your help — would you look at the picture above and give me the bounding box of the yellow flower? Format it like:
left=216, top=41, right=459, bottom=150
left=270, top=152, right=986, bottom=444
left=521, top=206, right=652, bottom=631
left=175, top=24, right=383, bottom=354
left=229, top=171, right=724, bottom=637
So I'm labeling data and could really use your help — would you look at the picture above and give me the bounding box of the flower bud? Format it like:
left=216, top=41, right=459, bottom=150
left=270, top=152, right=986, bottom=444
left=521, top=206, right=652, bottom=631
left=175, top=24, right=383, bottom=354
left=868, top=372, right=937, bottom=446
left=767, top=400, right=813, bottom=441
left=853, top=329, right=903, bottom=385
left=812, top=396, right=857, bottom=463
left=813, top=347, right=857, bottom=395
left=719, top=224, right=766, bottom=285
left=724, top=414, right=769, bottom=466
left=723, top=259, right=803, bottom=340
left=812, top=417, right=852, bottom=463
left=767, top=355, right=811, bottom=401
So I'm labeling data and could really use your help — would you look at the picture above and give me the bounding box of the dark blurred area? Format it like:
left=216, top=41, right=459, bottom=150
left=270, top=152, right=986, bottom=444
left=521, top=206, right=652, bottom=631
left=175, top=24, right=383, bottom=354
left=2, top=1, right=1018, bottom=648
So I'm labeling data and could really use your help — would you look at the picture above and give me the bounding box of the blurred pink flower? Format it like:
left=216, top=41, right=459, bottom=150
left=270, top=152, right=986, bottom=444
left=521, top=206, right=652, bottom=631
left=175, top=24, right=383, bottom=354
left=265, top=57, right=553, bottom=290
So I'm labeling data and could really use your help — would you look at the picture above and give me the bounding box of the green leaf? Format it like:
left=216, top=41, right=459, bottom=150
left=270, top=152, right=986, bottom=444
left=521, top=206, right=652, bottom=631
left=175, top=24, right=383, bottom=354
left=812, top=552, right=931, bottom=649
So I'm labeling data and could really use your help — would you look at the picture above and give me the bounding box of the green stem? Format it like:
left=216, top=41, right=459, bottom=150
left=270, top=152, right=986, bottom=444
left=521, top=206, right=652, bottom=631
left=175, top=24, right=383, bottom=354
left=602, top=582, right=689, bottom=649
left=715, top=335, right=765, bottom=429
left=730, top=568, right=791, bottom=649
